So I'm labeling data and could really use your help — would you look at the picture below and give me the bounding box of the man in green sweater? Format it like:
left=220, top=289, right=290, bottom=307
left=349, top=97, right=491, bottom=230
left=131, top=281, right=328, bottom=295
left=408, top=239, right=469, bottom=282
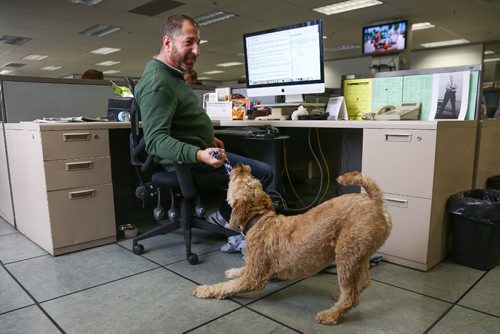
left=135, top=14, right=272, bottom=225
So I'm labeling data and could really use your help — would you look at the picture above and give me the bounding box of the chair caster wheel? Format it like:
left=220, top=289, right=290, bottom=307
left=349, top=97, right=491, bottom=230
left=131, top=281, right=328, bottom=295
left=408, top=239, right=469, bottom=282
left=132, top=244, right=144, bottom=255
left=187, top=253, right=199, bottom=265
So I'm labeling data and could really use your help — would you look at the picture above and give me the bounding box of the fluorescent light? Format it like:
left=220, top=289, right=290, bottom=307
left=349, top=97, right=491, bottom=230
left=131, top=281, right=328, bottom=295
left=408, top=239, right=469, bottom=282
left=420, top=39, right=469, bottom=48
left=412, top=22, right=435, bottom=31
left=324, top=44, right=361, bottom=52
left=0, top=69, right=12, bottom=75
left=103, top=69, right=120, bottom=74
left=96, top=61, right=120, bottom=66
left=200, top=40, right=208, bottom=44
left=79, top=24, right=121, bottom=37
left=484, top=50, right=495, bottom=55
left=197, top=76, right=210, bottom=80
left=216, top=62, right=243, bottom=67
left=194, top=11, right=236, bottom=26
left=40, top=66, right=62, bottom=71
left=484, top=57, right=500, bottom=62
left=203, top=70, right=224, bottom=75
left=90, top=47, right=121, bottom=55
left=313, top=0, right=382, bottom=15
left=66, top=0, right=104, bottom=5
left=22, top=54, right=48, bottom=61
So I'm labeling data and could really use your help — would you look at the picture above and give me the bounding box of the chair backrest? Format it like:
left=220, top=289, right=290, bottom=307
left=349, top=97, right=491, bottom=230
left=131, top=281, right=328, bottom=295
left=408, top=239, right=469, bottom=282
left=129, top=98, right=158, bottom=175
left=125, top=76, right=156, bottom=175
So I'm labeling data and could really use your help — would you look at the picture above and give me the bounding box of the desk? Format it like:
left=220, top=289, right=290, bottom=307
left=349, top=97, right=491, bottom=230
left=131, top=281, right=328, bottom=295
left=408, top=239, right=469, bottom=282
left=219, top=119, right=478, bottom=271
left=3, top=120, right=480, bottom=270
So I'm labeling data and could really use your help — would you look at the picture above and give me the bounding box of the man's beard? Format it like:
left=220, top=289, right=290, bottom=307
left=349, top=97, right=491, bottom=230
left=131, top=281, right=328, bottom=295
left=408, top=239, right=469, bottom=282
left=171, top=45, right=196, bottom=71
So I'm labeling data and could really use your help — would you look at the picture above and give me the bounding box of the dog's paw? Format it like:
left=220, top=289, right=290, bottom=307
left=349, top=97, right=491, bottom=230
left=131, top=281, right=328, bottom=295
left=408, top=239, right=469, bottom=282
left=192, top=285, right=211, bottom=298
left=315, top=310, right=339, bottom=325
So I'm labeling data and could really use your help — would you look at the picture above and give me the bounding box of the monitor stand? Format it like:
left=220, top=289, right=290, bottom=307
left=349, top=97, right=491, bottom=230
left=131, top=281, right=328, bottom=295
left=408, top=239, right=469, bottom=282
left=284, top=94, right=303, bottom=103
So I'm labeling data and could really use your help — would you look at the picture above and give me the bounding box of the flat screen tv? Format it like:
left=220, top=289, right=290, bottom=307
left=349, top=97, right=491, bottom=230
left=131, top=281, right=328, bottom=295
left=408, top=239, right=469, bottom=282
left=362, top=20, right=408, bottom=56
left=243, top=20, right=325, bottom=103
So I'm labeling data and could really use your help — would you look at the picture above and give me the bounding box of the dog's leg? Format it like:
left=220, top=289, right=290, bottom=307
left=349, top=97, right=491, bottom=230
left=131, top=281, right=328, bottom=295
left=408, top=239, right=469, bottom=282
left=193, top=273, right=268, bottom=299
left=315, top=262, right=362, bottom=325
left=225, top=266, right=246, bottom=279
left=358, top=261, right=371, bottom=293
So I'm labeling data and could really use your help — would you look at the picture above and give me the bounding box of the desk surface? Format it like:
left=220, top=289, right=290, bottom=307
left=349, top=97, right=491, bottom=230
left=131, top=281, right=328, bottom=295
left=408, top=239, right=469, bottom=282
left=6, top=120, right=479, bottom=131
left=218, top=119, right=478, bottom=130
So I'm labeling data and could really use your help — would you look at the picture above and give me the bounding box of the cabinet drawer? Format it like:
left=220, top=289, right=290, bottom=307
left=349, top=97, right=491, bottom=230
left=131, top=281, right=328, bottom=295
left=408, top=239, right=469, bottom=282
left=41, top=129, right=109, bottom=160
left=44, top=157, right=112, bottom=191
left=47, top=183, right=116, bottom=248
left=379, top=193, right=431, bottom=263
left=362, top=128, right=436, bottom=198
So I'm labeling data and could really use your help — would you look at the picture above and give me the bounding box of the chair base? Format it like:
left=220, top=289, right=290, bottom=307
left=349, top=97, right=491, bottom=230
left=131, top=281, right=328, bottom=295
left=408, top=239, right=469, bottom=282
left=131, top=215, right=238, bottom=265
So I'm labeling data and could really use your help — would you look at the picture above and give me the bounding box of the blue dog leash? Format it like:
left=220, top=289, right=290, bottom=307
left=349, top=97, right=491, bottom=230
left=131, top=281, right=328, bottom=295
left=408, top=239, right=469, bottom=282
left=210, top=150, right=232, bottom=175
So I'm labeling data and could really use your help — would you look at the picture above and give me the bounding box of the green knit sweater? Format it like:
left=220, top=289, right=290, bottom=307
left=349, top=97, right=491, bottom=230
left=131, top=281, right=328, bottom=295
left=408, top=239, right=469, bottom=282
left=134, top=59, right=214, bottom=171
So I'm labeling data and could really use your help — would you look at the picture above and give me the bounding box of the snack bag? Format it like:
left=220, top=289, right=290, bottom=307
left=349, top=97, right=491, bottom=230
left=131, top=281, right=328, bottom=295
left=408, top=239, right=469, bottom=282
left=231, top=94, right=249, bottom=120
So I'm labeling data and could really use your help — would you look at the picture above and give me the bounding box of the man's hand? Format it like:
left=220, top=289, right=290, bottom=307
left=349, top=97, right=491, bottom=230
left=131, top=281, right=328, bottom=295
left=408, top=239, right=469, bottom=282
left=213, top=137, right=225, bottom=149
left=196, top=148, right=227, bottom=168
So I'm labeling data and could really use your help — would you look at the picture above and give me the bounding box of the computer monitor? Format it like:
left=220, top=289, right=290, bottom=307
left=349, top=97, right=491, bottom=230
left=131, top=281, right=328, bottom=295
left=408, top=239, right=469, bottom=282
left=243, top=20, right=325, bottom=103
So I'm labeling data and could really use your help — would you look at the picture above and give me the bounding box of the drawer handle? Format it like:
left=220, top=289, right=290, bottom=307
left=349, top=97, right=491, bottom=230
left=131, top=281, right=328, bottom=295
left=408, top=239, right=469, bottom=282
left=66, top=161, right=93, bottom=171
left=383, top=196, right=408, bottom=208
left=63, top=132, right=91, bottom=142
left=68, top=189, right=95, bottom=200
left=384, top=133, right=412, bottom=142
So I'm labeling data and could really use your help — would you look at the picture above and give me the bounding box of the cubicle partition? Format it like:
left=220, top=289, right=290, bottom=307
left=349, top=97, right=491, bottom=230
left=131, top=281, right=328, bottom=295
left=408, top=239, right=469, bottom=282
left=342, top=64, right=482, bottom=121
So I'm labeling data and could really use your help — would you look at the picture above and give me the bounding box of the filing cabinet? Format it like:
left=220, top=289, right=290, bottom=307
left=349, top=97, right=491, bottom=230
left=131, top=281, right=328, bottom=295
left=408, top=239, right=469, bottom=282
left=5, top=122, right=116, bottom=255
left=0, top=125, right=15, bottom=226
left=362, top=122, right=477, bottom=271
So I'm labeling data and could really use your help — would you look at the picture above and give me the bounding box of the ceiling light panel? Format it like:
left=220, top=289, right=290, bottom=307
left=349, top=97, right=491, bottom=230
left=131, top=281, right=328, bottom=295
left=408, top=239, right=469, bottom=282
left=420, top=39, right=469, bottom=48
left=96, top=61, right=120, bottom=66
left=103, top=70, right=121, bottom=74
left=411, top=22, right=435, bottom=31
left=216, top=62, right=243, bottom=67
left=22, top=54, right=49, bottom=61
left=79, top=24, right=122, bottom=38
left=484, top=57, right=500, bottom=62
left=203, top=70, right=224, bottom=74
left=195, top=11, right=236, bottom=26
left=41, top=66, right=62, bottom=71
left=66, top=0, right=104, bottom=5
left=90, top=47, right=121, bottom=55
left=313, top=0, right=383, bottom=15
left=324, top=44, right=361, bottom=52
left=0, top=70, right=13, bottom=75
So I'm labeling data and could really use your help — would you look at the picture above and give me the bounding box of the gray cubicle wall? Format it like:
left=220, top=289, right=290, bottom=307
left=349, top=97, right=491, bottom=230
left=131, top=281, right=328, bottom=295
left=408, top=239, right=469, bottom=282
left=1, top=76, right=115, bottom=122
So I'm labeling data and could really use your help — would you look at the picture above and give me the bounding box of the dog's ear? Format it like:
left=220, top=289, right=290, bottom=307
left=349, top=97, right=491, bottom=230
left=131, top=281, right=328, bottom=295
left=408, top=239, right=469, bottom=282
left=228, top=199, right=251, bottom=231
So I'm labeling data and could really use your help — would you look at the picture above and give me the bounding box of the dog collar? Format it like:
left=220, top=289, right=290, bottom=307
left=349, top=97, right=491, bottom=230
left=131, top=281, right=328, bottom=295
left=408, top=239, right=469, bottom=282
left=242, top=213, right=263, bottom=236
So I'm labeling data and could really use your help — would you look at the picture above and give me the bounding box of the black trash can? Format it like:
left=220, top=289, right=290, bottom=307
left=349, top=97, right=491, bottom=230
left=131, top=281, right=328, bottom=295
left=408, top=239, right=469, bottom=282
left=486, top=175, right=500, bottom=190
left=448, top=189, right=500, bottom=270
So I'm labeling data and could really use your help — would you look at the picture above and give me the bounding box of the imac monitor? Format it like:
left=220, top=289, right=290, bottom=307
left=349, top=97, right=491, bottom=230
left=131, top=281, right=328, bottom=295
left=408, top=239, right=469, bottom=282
left=362, top=20, right=408, bottom=56
left=243, top=20, right=325, bottom=103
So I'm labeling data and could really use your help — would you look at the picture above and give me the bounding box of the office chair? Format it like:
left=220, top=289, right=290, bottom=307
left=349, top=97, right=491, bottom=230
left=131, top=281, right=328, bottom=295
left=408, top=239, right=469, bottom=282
left=128, top=97, right=237, bottom=265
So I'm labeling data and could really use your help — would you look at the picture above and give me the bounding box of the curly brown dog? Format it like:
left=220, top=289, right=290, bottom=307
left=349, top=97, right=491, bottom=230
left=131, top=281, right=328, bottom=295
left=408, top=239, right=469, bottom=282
left=193, top=164, right=392, bottom=325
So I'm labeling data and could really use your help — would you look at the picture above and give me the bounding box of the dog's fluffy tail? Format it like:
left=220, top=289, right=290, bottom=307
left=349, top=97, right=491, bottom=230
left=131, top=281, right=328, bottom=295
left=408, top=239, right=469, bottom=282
left=336, top=172, right=383, bottom=206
